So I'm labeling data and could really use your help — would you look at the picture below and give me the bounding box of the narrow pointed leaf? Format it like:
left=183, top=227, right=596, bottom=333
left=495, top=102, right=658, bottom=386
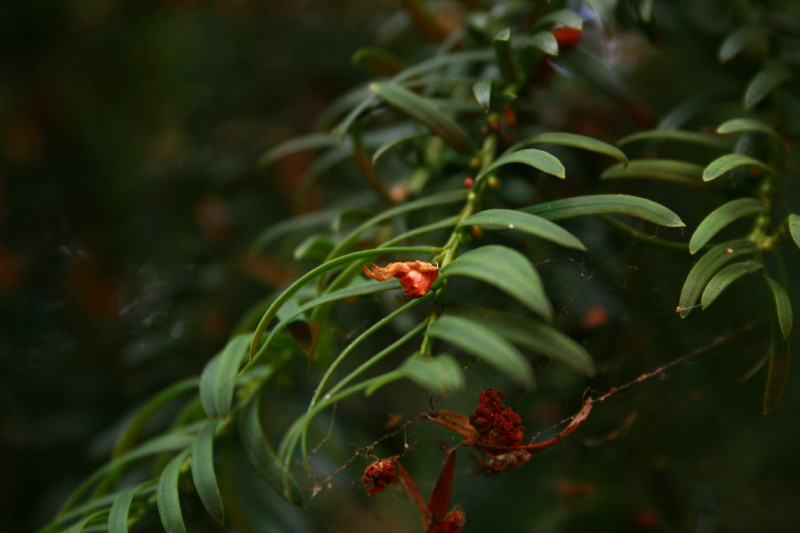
left=703, top=154, right=773, bottom=181
left=428, top=315, right=533, bottom=385
left=539, top=8, right=583, bottom=30
left=788, top=214, right=800, bottom=248
left=442, top=245, right=552, bottom=320
left=400, top=354, right=464, bottom=395
left=213, top=334, right=252, bottom=421
left=701, top=259, right=763, bottom=309
left=199, top=355, right=221, bottom=420
left=513, top=132, right=628, bottom=162
left=526, top=194, right=684, bottom=228
left=717, top=117, right=779, bottom=137
left=745, top=65, right=792, bottom=109
left=637, top=0, right=654, bottom=22
left=447, top=305, right=594, bottom=376
left=481, top=148, right=565, bottom=181
left=472, top=79, right=493, bottom=113
left=372, top=132, right=427, bottom=164
left=690, top=198, right=766, bottom=253
left=156, top=449, right=190, bottom=533
left=66, top=512, right=105, bottom=533
left=190, top=421, right=224, bottom=524
left=461, top=209, right=585, bottom=250
left=240, top=395, right=304, bottom=507
left=764, top=327, right=790, bottom=414
left=108, top=483, right=152, bottom=533
left=617, top=129, right=729, bottom=149
left=678, top=239, right=759, bottom=317
left=112, top=378, right=198, bottom=458
left=765, top=277, right=793, bottom=338
left=428, top=448, right=457, bottom=524
left=370, top=83, right=475, bottom=154
left=525, top=31, right=559, bottom=55
left=602, top=159, right=704, bottom=184
left=719, top=25, right=766, bottom=62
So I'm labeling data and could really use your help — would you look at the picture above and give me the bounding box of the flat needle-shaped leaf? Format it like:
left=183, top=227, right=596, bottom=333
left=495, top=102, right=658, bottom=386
left=461, top=209, right=585, bottom=250
left=157, top=449, right=190, bottom=533
left=745, top=65, right=793, bottom=109
left=190, top=420, right=224, bottom=524
left=602, top=159, right=704, bottom=184
left=690, top=198, right=766, bottom=253
left=764, top=327, right=790, bottom=414
left=428, top=315, right=533, bottom=385
left=678, top=239, right=759, bottom=317
left=400, top=354, right=464, bottom=395
left=472, top=79, right=493, bottom=113
left=480, top=148, right=565, bottom=181
left=525, top=194, right=684, bottom=228
left=370, top=83, right=475, bottom=154
left=442, top=245, right=552, bottom=320
left=788, top=214, right=800, bottom=248
left=700, top=259, right=763, bottom=309
left=512, top=132, right=628, bottom=163
left=703, top=154, right=773, bottom=182
left=765, top=276, right=793, bottom=338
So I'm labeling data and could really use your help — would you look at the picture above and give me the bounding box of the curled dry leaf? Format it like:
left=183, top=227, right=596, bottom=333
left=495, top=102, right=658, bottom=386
left=361, top=260, right=440, bottom=298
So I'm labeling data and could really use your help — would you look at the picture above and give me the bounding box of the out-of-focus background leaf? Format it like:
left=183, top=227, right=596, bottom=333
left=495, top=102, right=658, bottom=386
left=0, top=1, right=391, bottom=529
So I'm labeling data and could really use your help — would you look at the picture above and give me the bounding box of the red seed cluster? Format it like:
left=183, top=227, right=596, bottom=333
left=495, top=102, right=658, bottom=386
left=362, top=456, right=399, bottom=496
left=433, top=509, right=466, bottom=533
left=469, top=388, right=525, bottom=447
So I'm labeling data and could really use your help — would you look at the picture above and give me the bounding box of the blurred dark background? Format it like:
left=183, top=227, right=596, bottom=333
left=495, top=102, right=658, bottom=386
left=0, top=1, right=391, bottom=529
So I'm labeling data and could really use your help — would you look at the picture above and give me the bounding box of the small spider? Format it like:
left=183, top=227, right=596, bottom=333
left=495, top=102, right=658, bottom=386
left=361, top=260, right=440, bottom=298
left=424, top=388, right=593, bottom=474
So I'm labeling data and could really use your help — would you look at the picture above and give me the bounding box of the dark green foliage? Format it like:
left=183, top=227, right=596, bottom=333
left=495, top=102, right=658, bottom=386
left=29, top=0, right=800, bottom=531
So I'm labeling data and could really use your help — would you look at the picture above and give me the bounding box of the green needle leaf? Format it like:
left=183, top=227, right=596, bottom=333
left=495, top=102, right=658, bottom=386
left=157, top=449, right=190, bottom=533
left=472, top=79, right=493, bottom=113
left=525, top=31, right=559, bottom=55
left=602, top=159, right=704, bottom=184
left=461, top=209, right=585, bottom=250
left=108, top=483, right=153, bottom=533
left=442, top=245, right=552, bottom=320
left=719, top=25, right=766, bottom=63
left=703, top=154, right=773, bottom=182
left=512, top=132, right=628, bottom=163
left=428, top=315, right=534, bottom=386
left=370, top=83, right=475, bottom=154
left=481, top=148, right=565, bottom=181
left=745, top=65, right=793, bottom=109
left=700, top=259, right=763, bottom=309
left=617, top=129, right=729, bottom=150
left=538, top=8, right=583, bottom=30
left=764, top=327, right=790, bottom=414
left=717, top=117, right=781, bottom=141
left=788, top=214, right=800, bottom=248
left=525, top=194, right=684, bottom=228
left=690, top=198, right=766, bottom=254
left=678, top=239, right=759, bottom=317
left=190, top=421, right=225, bottom=524
left=400, top=354, right=464, bottom=395
left=765, top=276, right=793, bottom=338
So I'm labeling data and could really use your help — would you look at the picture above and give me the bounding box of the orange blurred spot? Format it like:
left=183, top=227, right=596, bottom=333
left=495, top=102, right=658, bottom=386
left=581, top=306, right=610, bottom=330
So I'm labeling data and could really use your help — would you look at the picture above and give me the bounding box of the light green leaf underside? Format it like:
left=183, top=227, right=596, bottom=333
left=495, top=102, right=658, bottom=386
left=788, top=214, right=800, bottom=248
left=701, top=259, right=763, bottom=309
left=678, top=239, right=759, bottom=317
left=400, top=354, right=465, bottom=394
left=602, top=159, right=704, bottom=184
left=512, top=132, right=628, bottom=162
left=190, top=420, right=225, bottom=524
left=617, top=129, right=729, bottom=149
left=442, top=244, right=552, bottom=320
left=428, top=315, right=533, bottom=385
left=526, top=194, right=684, bottom=228
left=524, top=31, right=558, bottom=55
left=481, top=148, right=565, bottom=180
left=690, top=198, right=766, bottom=254
left=719, top=25, right=766, bottom=62
left=461, top=209, right=585, bottom=250
left=745, top=65, right=793, bottom=109
left=369, top=82, right=475, bottom=154
left=447, top=305, right=594, bottom=376
left=472, top=79, right=493, bottom=113
left=764, top=329, right=790, bottom=414
left=157, top=449, right=190, bottom=533
left=703, top=154, right=773, bottom=181
left=765, top=276, right=793, bottom=338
